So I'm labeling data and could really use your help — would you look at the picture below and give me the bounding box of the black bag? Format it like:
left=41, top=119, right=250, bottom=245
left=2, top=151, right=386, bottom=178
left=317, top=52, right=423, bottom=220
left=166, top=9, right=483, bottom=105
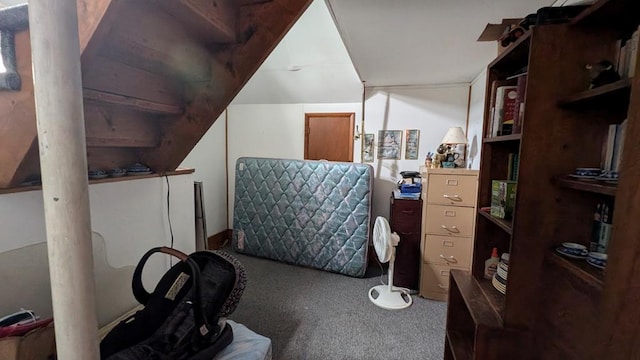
left=100, top=247, right=246, bottom=359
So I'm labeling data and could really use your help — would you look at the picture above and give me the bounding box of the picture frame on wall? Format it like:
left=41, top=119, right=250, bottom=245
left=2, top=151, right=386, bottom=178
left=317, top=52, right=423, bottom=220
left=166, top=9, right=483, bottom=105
left=363, top=133, right=375, bottom=162
left=377, top=130, right=402, bottom=160
left=405, top=129, right=420, bottom=160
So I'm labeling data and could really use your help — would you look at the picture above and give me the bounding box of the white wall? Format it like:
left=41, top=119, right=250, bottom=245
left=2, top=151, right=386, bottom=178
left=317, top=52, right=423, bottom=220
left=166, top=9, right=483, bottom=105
left=0, top=174, right=196, bottom=326
left=364, top=85, right=470, bottom=218
left=467, top=69, right=488, bottom=170
left=226, top=85, right=470, bottom=221
left=226, top=103, right=362, bottom=224
left=180, top=113, right=228, bottom=236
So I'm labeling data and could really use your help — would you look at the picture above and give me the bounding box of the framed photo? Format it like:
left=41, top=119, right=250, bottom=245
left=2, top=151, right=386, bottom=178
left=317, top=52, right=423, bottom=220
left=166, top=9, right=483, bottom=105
left=405, top=129, right=420, bottom=160
left=363, top=133, right=375, bottom=162
left=377, top=130, right=402, bottom=160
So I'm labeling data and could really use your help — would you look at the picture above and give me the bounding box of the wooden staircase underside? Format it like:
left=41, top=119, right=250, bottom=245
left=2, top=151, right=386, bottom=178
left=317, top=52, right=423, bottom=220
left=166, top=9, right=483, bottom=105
left=0, top=0, right=312, bottom=188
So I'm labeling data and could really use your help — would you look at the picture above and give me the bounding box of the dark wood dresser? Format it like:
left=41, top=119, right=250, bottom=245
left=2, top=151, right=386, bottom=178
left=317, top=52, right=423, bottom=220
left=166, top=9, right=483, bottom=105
left=389, top=192, right=422, bottom=291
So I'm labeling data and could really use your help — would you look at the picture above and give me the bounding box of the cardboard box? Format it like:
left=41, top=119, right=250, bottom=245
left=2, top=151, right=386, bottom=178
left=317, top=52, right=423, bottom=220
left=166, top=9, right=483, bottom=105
left=477, top=19, right=523, bottom=55
left=491, top=180, right=517, bottom=219
left=0, top=325, right=55, bottom=360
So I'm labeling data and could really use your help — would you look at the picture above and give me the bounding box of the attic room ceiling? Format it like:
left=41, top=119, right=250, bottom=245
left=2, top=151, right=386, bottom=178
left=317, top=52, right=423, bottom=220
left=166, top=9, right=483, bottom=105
left=234, top=0, right=559, bottom=103
left=326, top=0, right=556, bottom=87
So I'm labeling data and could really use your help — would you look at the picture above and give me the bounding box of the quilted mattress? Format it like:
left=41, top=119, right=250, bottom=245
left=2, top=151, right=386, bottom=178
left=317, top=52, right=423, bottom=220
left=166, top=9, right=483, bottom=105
left=232, top=157, right=372, bottom=277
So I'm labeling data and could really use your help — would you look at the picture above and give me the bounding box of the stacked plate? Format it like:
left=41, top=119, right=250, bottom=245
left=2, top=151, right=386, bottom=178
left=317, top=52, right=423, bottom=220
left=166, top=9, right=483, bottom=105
left=127, top=163, right=152, bottom=176
left=492, top=253, right=509, bottom=295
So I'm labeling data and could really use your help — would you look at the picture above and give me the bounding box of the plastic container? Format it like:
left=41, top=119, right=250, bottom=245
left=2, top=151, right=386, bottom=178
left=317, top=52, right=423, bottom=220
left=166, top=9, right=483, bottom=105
left=484, top=247, right=500, bottom=280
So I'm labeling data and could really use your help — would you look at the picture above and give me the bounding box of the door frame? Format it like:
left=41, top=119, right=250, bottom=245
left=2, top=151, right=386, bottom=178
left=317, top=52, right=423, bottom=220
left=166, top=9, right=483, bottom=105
left=304, top=112, right=355, bottom=162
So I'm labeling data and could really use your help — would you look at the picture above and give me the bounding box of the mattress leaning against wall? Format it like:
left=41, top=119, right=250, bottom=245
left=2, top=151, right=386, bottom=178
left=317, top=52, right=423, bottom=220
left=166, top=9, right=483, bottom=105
left=232, top=157, right=373, bottom=277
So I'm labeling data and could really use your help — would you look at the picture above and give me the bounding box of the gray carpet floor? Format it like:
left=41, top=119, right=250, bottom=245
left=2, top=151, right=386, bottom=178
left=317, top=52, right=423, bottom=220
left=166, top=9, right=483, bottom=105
left=226, top=250, right=448, bottom=360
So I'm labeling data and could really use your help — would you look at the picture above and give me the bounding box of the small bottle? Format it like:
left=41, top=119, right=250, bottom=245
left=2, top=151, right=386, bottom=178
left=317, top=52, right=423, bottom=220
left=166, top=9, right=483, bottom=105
left=484, top=247, right=500, bottom=280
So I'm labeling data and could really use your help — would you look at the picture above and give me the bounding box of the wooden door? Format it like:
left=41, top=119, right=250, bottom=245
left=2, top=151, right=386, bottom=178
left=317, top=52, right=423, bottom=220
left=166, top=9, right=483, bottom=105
left=304, top=113, right=354, bottom=162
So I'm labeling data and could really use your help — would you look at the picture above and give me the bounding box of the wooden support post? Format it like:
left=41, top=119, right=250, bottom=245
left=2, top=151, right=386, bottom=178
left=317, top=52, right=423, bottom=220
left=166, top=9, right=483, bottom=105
left=28, top=1, right=100, bottom=359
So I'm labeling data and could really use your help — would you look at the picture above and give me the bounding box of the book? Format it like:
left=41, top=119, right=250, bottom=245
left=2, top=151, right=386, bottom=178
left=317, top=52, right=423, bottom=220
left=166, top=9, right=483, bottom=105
left=487, top=79, right=516, bottom=138
left=612, top=119, right=628, bottom=172
left=598, top=201, right=614, bottom=253
left=494, top=85, right=518, bottom=136
left=514, top=74, right=528, bottom=134
left=628, top=29, right=639, bottom=78
left=590, top=203, right=602, bottom=252
left=602, top=124, right=617, bottom=172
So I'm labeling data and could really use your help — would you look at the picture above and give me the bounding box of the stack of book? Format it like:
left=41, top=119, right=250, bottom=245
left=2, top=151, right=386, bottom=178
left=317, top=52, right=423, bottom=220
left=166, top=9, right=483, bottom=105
left=507, top=153, right=519, bottom=181
left=615, top=26, right=640, bottom=78
left=487, top=73, right=528, bottom=137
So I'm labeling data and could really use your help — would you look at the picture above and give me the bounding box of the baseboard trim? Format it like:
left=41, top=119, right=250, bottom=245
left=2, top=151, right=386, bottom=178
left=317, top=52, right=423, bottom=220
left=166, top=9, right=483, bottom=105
left=207, top=229, right=232, bottom=250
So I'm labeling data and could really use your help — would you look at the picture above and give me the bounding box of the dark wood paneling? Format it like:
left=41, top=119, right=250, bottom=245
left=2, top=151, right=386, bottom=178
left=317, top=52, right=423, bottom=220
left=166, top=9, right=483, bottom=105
left=157, top=0, right=238, bottom=43
left=84, top=105, right=161, bottom=148
left=82, top=55, right=183, bottom=106
left=83, top=89, right=184, bottom=115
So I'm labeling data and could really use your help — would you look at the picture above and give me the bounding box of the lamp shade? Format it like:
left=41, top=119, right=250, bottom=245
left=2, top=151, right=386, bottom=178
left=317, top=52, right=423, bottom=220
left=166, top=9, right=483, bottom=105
left=441, top=126, right=467, bottom=144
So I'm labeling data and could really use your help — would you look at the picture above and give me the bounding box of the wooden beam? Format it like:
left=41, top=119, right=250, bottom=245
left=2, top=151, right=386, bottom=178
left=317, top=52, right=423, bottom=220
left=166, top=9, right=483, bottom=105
left=0, top=30, right=36, bottom=188
left=99, top=1, right=211, bottom=81
left=84, top=105, right=162, bottom=148
left=141, top=0, right=313, bottom=171
left=82, top=55, right=183, bottom=106
left=157, top=0, right=238, bottom=43
left=83, top=89, right=184, bottom=115
left=29, top=0, right=100, bottom=358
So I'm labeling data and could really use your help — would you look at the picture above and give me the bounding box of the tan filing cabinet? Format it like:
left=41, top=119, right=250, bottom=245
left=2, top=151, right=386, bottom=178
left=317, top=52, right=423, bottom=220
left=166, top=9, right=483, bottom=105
left=419, top=169, right=478, bottom=301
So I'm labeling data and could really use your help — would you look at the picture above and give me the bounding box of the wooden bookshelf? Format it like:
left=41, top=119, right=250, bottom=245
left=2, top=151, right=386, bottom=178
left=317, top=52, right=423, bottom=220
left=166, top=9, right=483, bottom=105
left=558, top=78, right=631, bottom=108
left=546, top=251, right=604, bottom=290
left=445, top=2, right=640, bottom=358
left=482, top=134, right=521, bottom=143
left=555, top=176, right=617, bottom=196
left=478, top=209, right=513, bottom=235
left=446, top=331, right=473, bottom=360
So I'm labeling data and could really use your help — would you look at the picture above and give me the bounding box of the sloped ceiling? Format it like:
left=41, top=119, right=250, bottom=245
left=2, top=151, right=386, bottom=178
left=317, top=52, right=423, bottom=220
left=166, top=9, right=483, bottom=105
left=232, top=0, right=362, bottom=104
left=326, top=0, right=556, bottom=87
left=234, top=0, right=559, bottom=103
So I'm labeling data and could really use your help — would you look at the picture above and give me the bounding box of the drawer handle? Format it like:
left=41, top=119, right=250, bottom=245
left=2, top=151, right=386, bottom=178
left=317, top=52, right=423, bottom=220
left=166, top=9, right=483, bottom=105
left=443, top=194, right=462, bottom=201
left=441, top=225, right=460, bottom=233
left=439, top=254, right=458, bottom=264
left=437, top=284, right=449, bottom=290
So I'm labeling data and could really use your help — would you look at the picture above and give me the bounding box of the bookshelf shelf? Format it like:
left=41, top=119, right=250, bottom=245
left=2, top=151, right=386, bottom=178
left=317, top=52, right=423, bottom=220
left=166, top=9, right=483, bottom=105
left=476, top=277, right=506, bottom=323
left=546, top=251, right=604, bottom=290
left=446, top=331, right=473, bottom=360
left=478, top=209, right=513, bottom=235
left=558, top=78, right=632, bottom=108
left=555, top=176, right=617, bottom=196
left=488, top=31, right=531, bottom=75
left=483, top=134, right=521, bottom=143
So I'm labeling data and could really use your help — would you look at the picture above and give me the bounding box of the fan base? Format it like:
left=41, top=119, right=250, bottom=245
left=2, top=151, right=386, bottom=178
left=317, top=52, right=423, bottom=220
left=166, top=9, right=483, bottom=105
left=368, top=285, right=413, bottom=310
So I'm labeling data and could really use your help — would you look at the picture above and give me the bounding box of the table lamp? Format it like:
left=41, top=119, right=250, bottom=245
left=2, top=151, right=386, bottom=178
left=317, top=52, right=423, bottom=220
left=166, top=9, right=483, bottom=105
left=440, top=126, right=468, bottom=168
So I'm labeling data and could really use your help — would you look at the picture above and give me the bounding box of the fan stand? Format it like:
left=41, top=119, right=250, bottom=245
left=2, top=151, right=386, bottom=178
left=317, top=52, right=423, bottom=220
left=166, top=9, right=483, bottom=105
left=368, top=248, right=413, bottom=310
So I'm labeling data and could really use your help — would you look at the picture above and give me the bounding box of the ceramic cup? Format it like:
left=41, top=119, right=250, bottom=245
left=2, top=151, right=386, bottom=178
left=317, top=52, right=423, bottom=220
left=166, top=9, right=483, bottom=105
left=562, top=242, right=588, bottom=256
left=587, top=252, right=607, bottom=266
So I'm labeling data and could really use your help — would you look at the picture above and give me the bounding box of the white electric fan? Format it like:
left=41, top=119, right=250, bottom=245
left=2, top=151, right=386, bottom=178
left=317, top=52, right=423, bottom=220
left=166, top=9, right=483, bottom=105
left=368, top=216, right=413, bottom=310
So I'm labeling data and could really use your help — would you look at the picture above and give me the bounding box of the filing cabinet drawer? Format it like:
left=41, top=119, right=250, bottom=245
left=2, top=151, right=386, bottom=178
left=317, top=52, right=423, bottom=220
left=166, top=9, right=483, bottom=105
left=420, top=264, right=467, bottom=299
left=423, top=234, right=472, bottom=268
left=425, top=205, right=475, bottom=237
left=426, top=174, right=477, bottom=206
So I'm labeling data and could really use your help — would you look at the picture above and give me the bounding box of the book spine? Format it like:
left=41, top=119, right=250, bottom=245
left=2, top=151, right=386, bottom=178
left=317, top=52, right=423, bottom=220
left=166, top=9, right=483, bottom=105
left=493, top=87, right=505, bottom=137
left=590, top=203, right=602, bottom=252
left=512, top=154, right=519, bottom=181
left=628, top=30, right=639, bottom=78
left=598, top=201, right=614, bottom=253
left=507, top=153, right=515, bottom=181
left=603, top=124, right=617, bottom=172
left=514, top=75, right=527, bottom=134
